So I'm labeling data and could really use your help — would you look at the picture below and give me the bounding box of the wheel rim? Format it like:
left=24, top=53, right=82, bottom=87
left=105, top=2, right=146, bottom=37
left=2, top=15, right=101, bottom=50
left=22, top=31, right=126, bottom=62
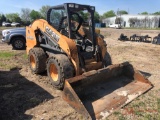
left=50, top=63, right=58, bottom=82
left=14, top=40, right=23, bottom=49
left=30, top=55, right=36, bottom=69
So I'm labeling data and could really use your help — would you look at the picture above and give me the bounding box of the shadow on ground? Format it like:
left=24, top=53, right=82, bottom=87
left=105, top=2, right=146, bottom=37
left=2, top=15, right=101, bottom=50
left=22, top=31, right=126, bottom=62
left=139, top=71, right=152, bottom=78
left=0, top=68, right=54, bottom=120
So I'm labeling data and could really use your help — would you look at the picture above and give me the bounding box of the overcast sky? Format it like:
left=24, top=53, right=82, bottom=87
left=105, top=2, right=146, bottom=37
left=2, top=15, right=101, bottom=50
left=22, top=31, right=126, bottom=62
left=0, top=0, right=160, bottom=15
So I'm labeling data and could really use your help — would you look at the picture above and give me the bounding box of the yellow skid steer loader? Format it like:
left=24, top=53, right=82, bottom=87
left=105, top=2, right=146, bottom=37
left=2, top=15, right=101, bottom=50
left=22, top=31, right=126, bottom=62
left=26, top=3, right=153, bottom=119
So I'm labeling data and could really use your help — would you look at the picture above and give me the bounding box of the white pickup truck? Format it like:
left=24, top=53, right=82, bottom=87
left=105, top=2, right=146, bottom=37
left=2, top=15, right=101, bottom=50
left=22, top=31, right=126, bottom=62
left=108, top=24, right=121, bottom=29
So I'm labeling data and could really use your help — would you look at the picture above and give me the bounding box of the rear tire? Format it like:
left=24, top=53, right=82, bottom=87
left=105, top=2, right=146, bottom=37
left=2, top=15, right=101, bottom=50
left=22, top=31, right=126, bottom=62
left=47, top=54, right=74, bottom=90
left=12, top=37, right=26, bottom=50
left=28, top=47, right=47, bottom=74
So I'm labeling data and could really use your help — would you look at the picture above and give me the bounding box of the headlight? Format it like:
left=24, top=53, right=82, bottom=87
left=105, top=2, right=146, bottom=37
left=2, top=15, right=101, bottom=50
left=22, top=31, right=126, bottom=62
left=3, top=31, right=10, bottom=36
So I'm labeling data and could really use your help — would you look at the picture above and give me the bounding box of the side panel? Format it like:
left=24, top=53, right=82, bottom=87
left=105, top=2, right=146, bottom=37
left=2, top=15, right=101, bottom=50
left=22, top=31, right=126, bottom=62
left=26, top=26, right=37, bottom=54
left=43, top=22, right=80, bottom=75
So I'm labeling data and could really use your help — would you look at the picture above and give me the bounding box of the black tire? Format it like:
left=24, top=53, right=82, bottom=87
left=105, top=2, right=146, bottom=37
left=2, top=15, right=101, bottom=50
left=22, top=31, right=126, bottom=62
left=12, top=37, right=26, bottom=50
left=103, top=52, right=112, bottom=67
left=28, top=47, right=47, bottom=74
left=47, top=54, right=74, bottom=90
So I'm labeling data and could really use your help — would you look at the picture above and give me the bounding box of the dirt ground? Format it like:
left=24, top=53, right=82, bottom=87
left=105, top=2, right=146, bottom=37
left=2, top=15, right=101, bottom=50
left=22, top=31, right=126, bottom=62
left=0, top=28, right=160, bottom=120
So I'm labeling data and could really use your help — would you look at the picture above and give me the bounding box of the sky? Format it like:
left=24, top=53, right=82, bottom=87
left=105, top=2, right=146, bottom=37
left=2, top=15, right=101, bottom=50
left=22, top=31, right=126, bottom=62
left=0, top=0, right=160, bottom=15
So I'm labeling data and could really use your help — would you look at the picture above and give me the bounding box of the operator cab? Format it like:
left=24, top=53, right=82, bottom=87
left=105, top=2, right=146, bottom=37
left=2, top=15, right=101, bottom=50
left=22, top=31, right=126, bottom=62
left=47, top=3, right=96, bottom=55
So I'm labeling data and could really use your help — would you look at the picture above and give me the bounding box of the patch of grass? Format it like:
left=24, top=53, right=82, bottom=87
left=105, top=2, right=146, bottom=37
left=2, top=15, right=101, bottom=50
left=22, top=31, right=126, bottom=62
left=0, top=62, right=6, bottom=67
left=138, top=101, right=145, bottom=107
left=118, top=115, right=127, bottom=120
left=80, top=115, right=84, bottom=120
left=29, top=97, right=41, bottom=104
left=111, top=111, right=127, bottom=120
left=0, top=62, right=16, bottom=69
left=23, top=54, right=28, bottom=59
left=131, top=103, right=140, bottom=108
left=0, top=52, right=19, bottom=69
left=0, top=51, right=15, bottom=59
left=157, top=98, right=160, bottom=112
left=134, top=110, right=144, bottom=117
left=113, top=111, right=121, bottom=115
left=143, top=114, right=152, bottom=120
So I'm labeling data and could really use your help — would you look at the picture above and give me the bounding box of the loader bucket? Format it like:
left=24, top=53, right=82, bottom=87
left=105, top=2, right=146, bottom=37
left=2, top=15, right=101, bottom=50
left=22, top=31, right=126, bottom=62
left=62, top=62, right=153, bottom=120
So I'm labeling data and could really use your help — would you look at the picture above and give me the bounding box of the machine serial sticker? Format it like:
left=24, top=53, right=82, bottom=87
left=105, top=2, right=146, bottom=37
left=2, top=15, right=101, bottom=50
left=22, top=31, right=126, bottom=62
left=27, top=36, right=34, bottom=40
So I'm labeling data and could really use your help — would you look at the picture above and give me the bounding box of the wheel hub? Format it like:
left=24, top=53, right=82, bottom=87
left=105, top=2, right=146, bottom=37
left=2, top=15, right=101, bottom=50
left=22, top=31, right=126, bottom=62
left=30, top=55, right=36, bottom=69
left=15, top=40, right=23, bottom=48
left=50, top=64, right=58, bottom=82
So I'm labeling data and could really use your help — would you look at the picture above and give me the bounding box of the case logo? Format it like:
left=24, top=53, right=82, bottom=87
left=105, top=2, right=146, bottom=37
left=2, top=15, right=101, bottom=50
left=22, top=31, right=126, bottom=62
left=45, top=26, right=60, bottom=42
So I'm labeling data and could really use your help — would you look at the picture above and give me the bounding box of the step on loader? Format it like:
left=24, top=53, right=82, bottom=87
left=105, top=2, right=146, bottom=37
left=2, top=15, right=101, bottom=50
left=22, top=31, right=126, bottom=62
left=26, top=3, right=153, bottom=120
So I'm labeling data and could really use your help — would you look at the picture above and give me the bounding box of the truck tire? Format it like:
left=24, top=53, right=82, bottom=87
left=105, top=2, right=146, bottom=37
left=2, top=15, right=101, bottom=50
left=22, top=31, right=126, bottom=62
left=47, top=54, right=74, bottom=90
left=28, top=47, right=47, bottom=74
left=12, top=37, right=26, bottom=50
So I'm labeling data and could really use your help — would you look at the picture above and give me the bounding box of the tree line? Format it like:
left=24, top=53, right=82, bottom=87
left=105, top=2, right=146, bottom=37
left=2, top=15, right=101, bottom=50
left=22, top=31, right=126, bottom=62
left=0, top=5, right=50, bottom=26
left=0, top=5, right=160, bottom=26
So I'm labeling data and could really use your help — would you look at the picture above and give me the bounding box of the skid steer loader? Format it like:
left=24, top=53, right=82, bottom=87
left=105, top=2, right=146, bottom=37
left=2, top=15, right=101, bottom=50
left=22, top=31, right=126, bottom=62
left=26, top=3, right=153, bottom=119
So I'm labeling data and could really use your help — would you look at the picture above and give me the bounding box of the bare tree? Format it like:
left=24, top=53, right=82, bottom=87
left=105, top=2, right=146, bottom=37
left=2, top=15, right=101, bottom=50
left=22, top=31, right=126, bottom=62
left=115, top=17, right=123, bottom=24
left=136, top=19, right=141, bottom=28
left=40, top=5, right=51, bottom=19
left=128, top=17, right=138, bottom=27
left=148, top=18, right=152, bottom=28
left=103, top=19, right=110, bottom=26
left=153, top=17, right=159, bottom=28
left=144, top=17, right=150, bottom=28
left=20, top=8, right=31, bottom=23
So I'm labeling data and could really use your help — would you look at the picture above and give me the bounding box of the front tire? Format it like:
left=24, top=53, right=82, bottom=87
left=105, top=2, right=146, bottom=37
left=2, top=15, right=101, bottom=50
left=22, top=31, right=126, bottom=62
left=47, top=54, right=74, bottom=90
left=28, top=47, right=47, bottom=74
left=12, top=37, right=26, bottom=50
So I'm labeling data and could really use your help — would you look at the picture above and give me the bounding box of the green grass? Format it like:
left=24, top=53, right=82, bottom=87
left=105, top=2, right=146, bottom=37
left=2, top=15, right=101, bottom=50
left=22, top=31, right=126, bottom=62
left=0, top=62, right=16, bottom=69
left=23, top=54, right=28, bottom=59
left=157, top=98, right=160, bottom=112
left=113, top=111, right=121, bottom=115
left=0, top=51, right=15, bottom=59
left=108, top=89, right=160, bottom=120
left=0, top=51, right=16, bottom=69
